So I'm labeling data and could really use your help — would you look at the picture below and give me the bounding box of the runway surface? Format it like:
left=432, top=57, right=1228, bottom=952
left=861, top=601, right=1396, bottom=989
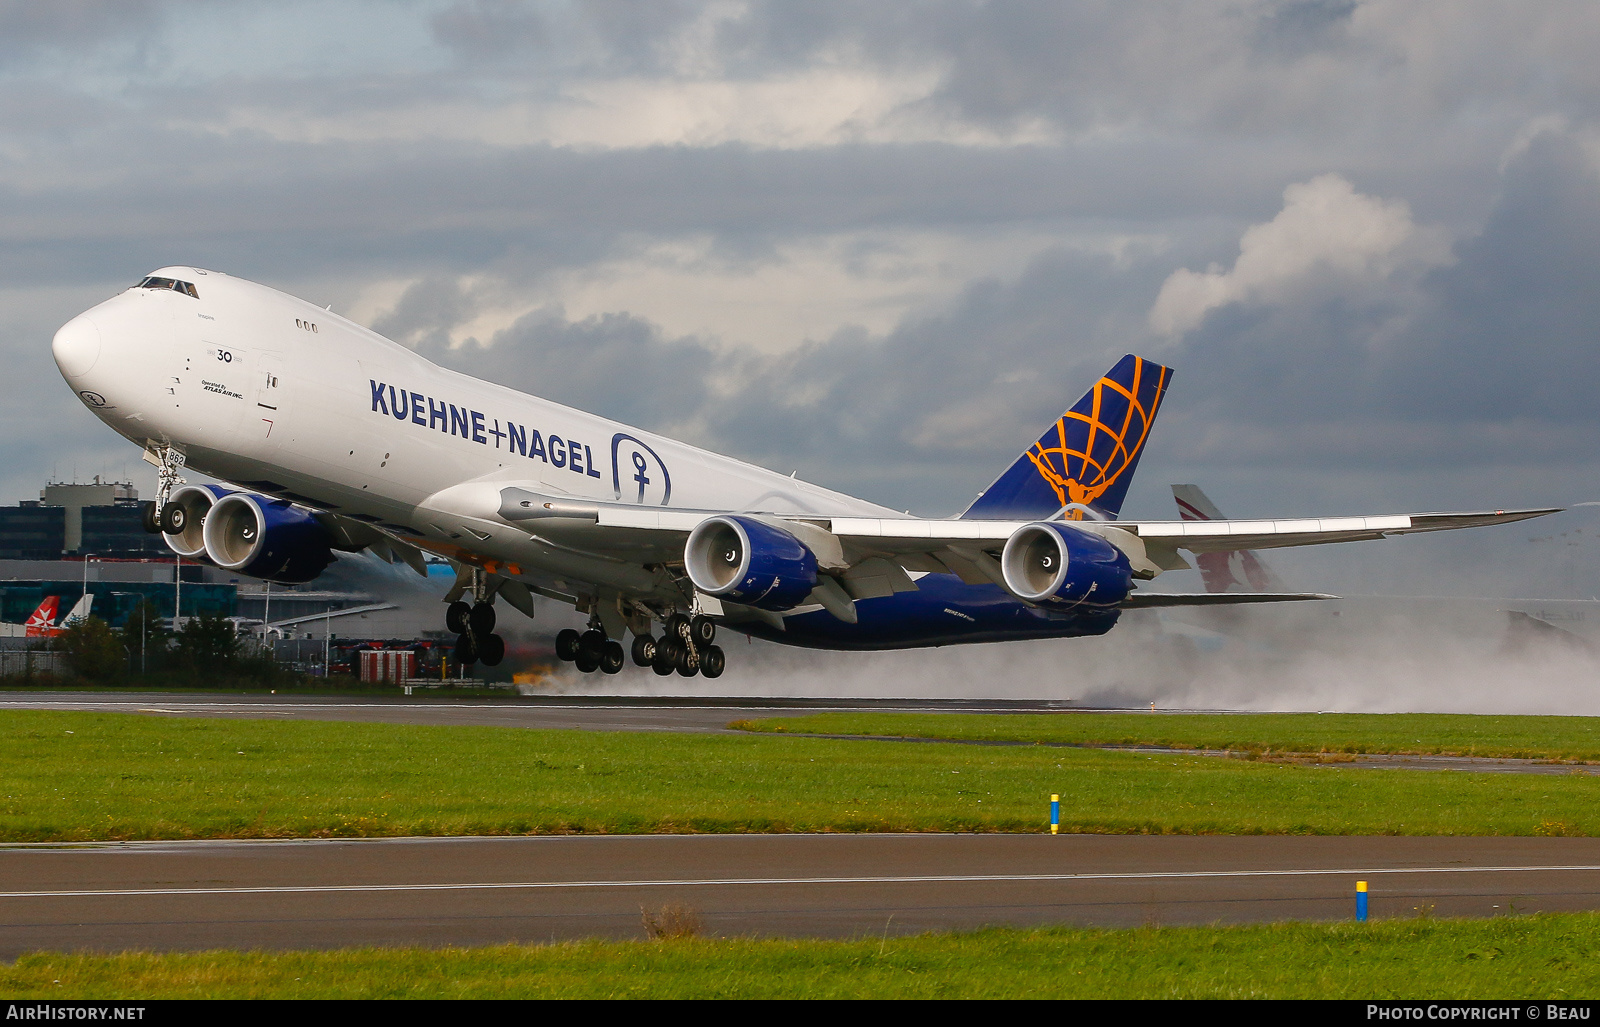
left=0, top=692, right=1072, bottom=734
left=3, top=834, right=1599, bottom=955
left=1, top=692, right=1586, bottom=773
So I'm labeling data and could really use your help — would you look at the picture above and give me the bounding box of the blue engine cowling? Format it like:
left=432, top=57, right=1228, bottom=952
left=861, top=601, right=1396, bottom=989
left=999, top=522, right=1132, bottom=609
left=201, top=492, right=335, bottom=584
left=161, top=484, right=235, bottom=560
left=684, top=515, right=818, bottom=611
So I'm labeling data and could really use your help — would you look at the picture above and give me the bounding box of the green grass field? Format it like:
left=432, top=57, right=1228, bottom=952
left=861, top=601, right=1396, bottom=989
left=5, top=915, right=1598, bottom=998
left=733, top=711, right=1600, bottom=761
left=3, top=709, right=1599, bottom=839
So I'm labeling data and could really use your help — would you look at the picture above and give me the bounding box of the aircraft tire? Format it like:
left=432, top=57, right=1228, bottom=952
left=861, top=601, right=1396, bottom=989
left=159, top=502, right=186, bottom=535
left=575, top=651, right=600, bottom=673
left=666, top=613, right=692, bottom=643
left=468, top=602, right=496, bottom=635
left=675, top=644, right=700, bottom=677
left=477, top=633, right=505, bottom=667
left=652, top=638, right=680, bottom=675
left=600, top=639, right=625, bottom=674
left=690, top=615, right=716, bottom=645
left=700, top=644, right=725, bottom=679
left=445, top=601, right=471, bottom=635
left=631, top=634, right=656, bottom=667
left=578, top=629, right=607, bottom=660
left=554, top=628, right=581, bottom=662
left=140, top=501, right=161, bottom=534
left=453, top=632, right=477, bottom=665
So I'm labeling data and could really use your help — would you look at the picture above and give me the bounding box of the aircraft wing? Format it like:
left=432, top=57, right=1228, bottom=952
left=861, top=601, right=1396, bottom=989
left=1117, top=509, right=1562, bottom=553
left=820, top=508, right=1558, bottom=553
left=489, top=485, right=1558, bottom=584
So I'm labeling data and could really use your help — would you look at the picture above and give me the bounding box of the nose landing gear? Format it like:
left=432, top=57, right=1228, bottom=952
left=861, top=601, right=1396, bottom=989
left=142, top=443, right=190, bottom=537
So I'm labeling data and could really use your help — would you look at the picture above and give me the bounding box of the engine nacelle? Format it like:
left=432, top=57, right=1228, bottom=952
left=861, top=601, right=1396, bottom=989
left=202, top=493, right=335, bottom=584
left=1000, top=522, right=1132, bottom=609
left=162, top=484, right=234, bottom=560
left=685, top=515, right=818, bottom=611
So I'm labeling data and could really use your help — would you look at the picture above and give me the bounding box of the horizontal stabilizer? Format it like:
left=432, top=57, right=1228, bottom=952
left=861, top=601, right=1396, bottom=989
left=1121, top=591, right=1337, bottom=608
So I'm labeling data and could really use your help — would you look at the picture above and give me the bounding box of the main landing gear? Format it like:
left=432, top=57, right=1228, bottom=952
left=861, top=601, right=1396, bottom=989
left=446, top=599, right=505, bottom=668
left=556, top=613, right=724, bottom=678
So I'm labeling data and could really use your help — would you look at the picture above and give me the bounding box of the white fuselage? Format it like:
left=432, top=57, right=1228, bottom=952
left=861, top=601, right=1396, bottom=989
left=52, top=267, right=896, bottom=602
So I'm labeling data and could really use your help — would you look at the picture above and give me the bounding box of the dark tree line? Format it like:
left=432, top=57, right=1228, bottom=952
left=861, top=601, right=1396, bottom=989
left=50, top=602, right=286, bottom=684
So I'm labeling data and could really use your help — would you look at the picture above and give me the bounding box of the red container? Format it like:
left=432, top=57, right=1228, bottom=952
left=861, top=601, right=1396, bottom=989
left=358, top=649, right=416, bottom=683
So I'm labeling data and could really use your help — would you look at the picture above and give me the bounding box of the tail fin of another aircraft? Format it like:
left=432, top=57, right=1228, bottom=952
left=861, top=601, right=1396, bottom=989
left=23, top=597, right=60, bottom=638
left=1171, top=484, right=1286, bottom=592
left=59, top=594, right=93, bottom=627
left=962, top=354, right=1172, bottom=521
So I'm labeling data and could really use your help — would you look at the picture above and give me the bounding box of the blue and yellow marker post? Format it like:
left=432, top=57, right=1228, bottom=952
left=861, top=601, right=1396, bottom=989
left=1050, top=794, right=1060, bottom=835
left=1356, top=880, right=1368, bottom=922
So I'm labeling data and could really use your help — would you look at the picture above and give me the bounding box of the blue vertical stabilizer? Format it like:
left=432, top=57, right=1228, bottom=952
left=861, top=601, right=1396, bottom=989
left=961, top=354, right=1172, bottom=521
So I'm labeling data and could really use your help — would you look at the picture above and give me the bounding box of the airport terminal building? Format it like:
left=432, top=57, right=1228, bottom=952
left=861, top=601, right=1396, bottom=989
left=0, top=479, right=424, bottom=636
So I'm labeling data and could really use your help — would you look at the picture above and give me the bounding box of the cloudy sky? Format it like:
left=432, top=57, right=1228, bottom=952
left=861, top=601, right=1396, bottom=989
left=6, top=0, right=1600, bottom=596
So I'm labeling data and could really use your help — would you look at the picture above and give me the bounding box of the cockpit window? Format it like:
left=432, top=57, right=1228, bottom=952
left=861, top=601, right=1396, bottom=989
left=135, top=276, right=199, bottom=298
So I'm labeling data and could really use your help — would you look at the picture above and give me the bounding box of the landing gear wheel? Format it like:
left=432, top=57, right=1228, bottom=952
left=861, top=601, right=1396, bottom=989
left=690, top=615, right=716, bottom=646
left=477, top=633, right=505, bottom=667
left=700, top=644, right=725, bottom=679
left=453, top=632, right=477, bottom=665
left=468, top=602, right=496, bottom=636
left=631, top=635, right=656, bottom=667
left=555, top=628, right=581, bottom=662
left=159, top=502, right=186, bottom=535
left=665, top=613, right=692, bottom=643
left=652, top=638, right=679, bottom=676
left=600, top=639, right=625, bottom=675
left=676, top=643, right=700, bottom=677
left=140, top=501, right=161, bottom=534
left=578, top=629, right=607, bottom=661
left=445, top=601, right=471, bottom=635
left=575, top=650, right=600, bottom=673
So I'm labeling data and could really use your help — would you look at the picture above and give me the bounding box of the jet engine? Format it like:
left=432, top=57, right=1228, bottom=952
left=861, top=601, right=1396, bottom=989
left=201, top=492, right=336, bottom=584
left=160, top=484, right=235, bottom=560
left=999, top=522, right=1132, bottom=609
left=685, top=515, right=818, bottom=611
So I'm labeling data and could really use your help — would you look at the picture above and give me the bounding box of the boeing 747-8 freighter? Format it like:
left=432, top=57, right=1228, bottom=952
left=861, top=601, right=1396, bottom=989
left=50, top=268, right=1557, bottom=677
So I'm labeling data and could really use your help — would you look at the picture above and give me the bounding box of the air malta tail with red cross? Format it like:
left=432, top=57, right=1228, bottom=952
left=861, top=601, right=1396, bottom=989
left=0, top=596, right=89, bottom=639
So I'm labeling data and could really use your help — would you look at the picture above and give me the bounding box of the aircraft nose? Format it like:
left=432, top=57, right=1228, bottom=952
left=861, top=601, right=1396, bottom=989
left=53, top=314, right=102, bottom=379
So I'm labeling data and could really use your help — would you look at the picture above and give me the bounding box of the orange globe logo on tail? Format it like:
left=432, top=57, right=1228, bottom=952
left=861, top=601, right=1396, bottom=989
left=1023, top=357, right=1169, bottom=518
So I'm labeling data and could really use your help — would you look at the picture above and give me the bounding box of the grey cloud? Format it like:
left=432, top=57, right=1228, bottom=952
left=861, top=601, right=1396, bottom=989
left=0, top=0, right=161, bottom=60
left=430, top=0, right=552, bottom=61
left=1152, top=130, right=1600, bottom=496
left=412, top=305, right=716, bottom=433
left=0, top=132, right=1307, bottom=289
